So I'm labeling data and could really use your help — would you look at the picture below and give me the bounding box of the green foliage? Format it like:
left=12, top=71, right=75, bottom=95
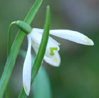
left=0, top=0, right=43, bottom=97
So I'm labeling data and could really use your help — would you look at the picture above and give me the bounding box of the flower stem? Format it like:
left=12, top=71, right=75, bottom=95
left=0, top=0, right=43, bottom=97
left=5, top=84, right=9, bottom=98
left=8, top=21, right=16, bottom=56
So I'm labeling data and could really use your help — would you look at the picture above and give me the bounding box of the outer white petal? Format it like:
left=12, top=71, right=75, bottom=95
left=33, top=28, right=60, bottom=45
left=44, top=52, right=61, bottom=67
left=23, top=35, right=31, bottom=95
left=49, top=29, right=94, bottom=45
left=30, top=28, right=60, bottom=57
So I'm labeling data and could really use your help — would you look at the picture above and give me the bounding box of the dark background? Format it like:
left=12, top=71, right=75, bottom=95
left=0, top=0, right=99, bottom=98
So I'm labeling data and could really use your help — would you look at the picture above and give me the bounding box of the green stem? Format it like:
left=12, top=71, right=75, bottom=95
left=18, top=5, right=50, bottom=98
left=5, top=84, right=9, bottom=98
left=0, top=0, right=43, bottom=98
left=6, top=21, right=16, bottom=98
left=7, top=21, right=16, bottom=56
left=1, top=31, right=25, bottom=98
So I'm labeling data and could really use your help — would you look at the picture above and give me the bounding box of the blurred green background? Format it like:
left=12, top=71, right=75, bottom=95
left=0, top=0, right=99, bottom=98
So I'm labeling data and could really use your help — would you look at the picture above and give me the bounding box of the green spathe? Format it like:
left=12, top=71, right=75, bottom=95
left=15, top=20, right=32, bottom=34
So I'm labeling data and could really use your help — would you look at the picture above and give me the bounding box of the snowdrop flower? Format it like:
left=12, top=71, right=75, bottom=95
left=23, top=28, right=94, bottom=95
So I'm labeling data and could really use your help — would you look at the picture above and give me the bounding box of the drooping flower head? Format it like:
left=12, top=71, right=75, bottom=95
left=23, top=28, right=94, bottom=95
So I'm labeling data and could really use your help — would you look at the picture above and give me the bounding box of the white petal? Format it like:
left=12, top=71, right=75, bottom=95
left=30, top=28, right=60, bottom=57
left=23, top=35, right=31, bottom=95
left=44, top=52, right=61, bottom=67
left=46, top=38, right=60, bottom=57
left=50, top=29, right=94, bottom=45
left=33, top=28, right=60, bottom=45
left=33, top=28, right=43, bottom=33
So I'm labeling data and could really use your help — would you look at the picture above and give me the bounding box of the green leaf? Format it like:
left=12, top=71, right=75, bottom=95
left=18, top=5, right=50, bottom=98
left=0, top=0, right=43, bottom=97
left=33, top=66, right=52, bottom=98
left=31, top=5, right=50, bottom=85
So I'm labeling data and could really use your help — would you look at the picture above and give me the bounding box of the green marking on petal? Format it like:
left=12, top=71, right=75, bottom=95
left=50, top=47, right=58, bottom=56
left=85, top=36, right=92, bottom=44
left=51, top=56, right=58, bottom=63
left=23, top=82, right=28, bottom=93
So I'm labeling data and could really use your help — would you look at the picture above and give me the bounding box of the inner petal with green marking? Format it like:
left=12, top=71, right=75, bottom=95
left=50, top=47, right=58, bottom=56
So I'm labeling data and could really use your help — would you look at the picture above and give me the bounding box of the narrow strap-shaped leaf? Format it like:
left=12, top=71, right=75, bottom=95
left=0, top=0, right=43, bottom=97
left=18, top=5, right=50, bottom=98
left=24, top=0, right=43, bottom=24
left=31, top=5, right=50, bottom=84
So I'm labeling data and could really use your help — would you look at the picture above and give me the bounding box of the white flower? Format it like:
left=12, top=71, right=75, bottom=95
left=23, top=28, right=94, bottom=95
left=23, top=35, right=31, bottom=95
